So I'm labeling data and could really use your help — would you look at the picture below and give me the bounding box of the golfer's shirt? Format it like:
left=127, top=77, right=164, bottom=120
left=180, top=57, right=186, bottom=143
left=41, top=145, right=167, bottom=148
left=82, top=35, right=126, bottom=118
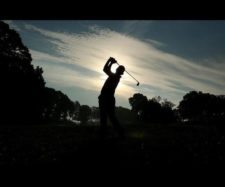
left=100, top=73, right=121, bottom=98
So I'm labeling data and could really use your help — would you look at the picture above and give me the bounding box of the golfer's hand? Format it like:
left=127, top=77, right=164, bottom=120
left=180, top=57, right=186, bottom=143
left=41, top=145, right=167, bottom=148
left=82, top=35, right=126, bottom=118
left=110, top=57, right=117, bottom=64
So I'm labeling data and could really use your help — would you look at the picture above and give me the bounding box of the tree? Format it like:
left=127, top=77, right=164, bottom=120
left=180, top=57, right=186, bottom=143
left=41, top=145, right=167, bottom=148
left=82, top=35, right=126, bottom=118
left=0, top=21, right=77, bottom=124
left=178, top=91, right=225, bottom=123
left=115, top=106, right=136, bottom=124
left=42, top=88, right=75, bottom=121
left=78, top=105, right=92, bottom=124
left=0, top=21, right=46, bottom=123
left=178, top=91, right=203, bottom=121
left=72, top=101, right=80, bottom=120
left=145, top=98, right=162, bottom=122
left=129, top=93, right=148, bottom=120
left=129, top=93, right=176, bottom=123
left=91, top=106, right=100, bottom=119
left=161, top=99, right=175, bottom=109
left=161, top=99, right=176, bottom=123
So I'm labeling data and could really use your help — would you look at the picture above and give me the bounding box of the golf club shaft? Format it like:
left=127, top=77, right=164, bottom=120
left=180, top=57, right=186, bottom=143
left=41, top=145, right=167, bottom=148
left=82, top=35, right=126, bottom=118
left=116, top=62, right=139, bottom=84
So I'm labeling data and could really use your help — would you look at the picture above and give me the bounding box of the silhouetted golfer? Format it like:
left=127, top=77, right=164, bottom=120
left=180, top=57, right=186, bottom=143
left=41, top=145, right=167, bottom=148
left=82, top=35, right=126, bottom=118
left=98, top=57, right=125, bottom=140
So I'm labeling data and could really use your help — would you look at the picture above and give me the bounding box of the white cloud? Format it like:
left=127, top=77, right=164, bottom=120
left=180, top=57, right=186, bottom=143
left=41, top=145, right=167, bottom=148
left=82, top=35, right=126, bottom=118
left=25, top=23, right=225, bottom=106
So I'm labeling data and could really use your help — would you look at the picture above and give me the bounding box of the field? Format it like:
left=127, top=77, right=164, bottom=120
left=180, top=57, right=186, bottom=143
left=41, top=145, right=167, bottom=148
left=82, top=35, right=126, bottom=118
left=0, top=122, right=225, bottom=171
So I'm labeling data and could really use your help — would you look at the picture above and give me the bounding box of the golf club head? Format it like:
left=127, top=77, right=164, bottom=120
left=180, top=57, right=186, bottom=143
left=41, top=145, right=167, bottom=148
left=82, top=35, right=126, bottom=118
left=137, top=82, right=140, bottom=86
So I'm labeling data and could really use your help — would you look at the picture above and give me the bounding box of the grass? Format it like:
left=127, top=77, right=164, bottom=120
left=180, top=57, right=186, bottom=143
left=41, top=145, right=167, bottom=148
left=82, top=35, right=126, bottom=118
left=0, top=122, right=225, bottom=170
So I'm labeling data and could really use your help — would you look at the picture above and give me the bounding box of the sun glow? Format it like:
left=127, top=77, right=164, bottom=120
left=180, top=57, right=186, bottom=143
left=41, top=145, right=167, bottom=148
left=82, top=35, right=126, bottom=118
left=110, top=63, right=118, bottom=73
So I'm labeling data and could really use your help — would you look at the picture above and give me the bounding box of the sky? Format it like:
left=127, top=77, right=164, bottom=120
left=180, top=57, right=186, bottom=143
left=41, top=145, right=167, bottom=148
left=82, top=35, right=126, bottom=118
left=3, top=20, right=225, bottom=108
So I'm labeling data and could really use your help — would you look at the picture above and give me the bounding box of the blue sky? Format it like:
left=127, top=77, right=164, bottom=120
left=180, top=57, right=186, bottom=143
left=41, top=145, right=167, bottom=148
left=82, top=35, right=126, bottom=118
left=4, top=20, right=225, bottom=108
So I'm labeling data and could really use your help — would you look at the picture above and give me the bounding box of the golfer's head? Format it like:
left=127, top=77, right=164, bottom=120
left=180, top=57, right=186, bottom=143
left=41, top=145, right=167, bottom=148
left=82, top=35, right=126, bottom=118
left=116, top=65, right=125, bottom=75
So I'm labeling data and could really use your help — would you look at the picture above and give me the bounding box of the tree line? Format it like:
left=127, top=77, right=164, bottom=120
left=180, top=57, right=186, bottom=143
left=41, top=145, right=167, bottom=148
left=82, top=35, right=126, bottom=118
left=1, top=20, right=225, bottom=125
left=0, top=21, right=76, bottom=124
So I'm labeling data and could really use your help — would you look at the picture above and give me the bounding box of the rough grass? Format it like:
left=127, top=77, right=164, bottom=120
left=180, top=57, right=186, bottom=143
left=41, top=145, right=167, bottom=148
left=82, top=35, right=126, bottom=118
left=0, top=122, right=225, bottom=171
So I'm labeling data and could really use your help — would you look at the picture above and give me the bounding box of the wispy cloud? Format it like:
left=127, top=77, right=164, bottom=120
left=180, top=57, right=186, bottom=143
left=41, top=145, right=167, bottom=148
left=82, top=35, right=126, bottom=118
left=24, top=23, right=225, bottom=106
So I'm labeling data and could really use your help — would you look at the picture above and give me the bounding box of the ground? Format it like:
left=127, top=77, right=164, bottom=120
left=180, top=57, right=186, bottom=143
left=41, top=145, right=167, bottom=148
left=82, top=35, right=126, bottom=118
left=0, top=122, right=225, bottom=171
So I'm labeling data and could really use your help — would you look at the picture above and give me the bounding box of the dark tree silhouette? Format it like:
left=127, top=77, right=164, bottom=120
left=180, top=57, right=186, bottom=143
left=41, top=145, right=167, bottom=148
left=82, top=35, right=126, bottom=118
left=72, top=101, right=80, bottom=120
left=178, top=91, right=225, bottom=123
left=160, top=99, right=176, bottom=123
left=129, top=93, right=176, bottom=123
left=0, top=21, right=77, bottom=124
left=115, top=106, right=136, bottom=124
left=91, top=106, right=100, bottom=119
left=0, top=21, right=46, bottom=123
left=129, top=93, right=148, bottom=120
left=42, top=88, right=75, bottom=121
left=78, top=105, right=92, bottom=124
left=145, top=97, right=162, bottom=122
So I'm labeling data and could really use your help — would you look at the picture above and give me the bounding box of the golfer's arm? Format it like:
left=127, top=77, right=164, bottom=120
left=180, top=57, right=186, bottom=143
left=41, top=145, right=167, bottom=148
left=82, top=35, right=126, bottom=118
left=103, top=59, right=113, bottom=75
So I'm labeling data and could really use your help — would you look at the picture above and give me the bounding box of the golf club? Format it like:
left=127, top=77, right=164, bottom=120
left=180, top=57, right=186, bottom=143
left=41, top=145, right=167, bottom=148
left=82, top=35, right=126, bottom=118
left=115, top=61, right=140, bottom=86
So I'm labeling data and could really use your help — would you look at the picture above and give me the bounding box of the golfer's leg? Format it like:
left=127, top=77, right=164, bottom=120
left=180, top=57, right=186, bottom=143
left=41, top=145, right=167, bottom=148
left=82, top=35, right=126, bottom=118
left=99, top=107, right=107, bottom=137
left=108, top=109, right=124, bottom=137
